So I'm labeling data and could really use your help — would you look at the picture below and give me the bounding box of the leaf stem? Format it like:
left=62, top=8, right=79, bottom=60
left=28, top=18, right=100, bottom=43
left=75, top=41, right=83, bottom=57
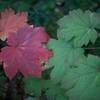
left=83, top=47, right=100, bottom=50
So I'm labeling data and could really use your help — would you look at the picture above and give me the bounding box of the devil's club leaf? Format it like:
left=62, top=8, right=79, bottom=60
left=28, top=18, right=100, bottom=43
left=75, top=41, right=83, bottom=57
left=57, top=9, right=100, bottom=46
left=47, top=39, right=85, bottom=83
left=62, top=55, right=100, bottom=100
left=0, top=8, right=28, bottom=40
left=0, top=27, right=52, bottom=80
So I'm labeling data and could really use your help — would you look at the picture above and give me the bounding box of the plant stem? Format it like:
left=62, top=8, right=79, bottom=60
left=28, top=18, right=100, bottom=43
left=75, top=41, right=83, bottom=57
left=83, top=47, right=100, bottom=50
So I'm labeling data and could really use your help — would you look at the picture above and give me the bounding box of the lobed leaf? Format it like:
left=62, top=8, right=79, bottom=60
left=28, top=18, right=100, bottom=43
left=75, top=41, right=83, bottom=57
left=63, top=55, right=100, bottom=100
left=0, top=8, right=28, bottom=40
left=57, top=9, right=100, bottom=46
left=47, top=39, right=85, bottom=83
left=0, top=26, right=52, bottom=80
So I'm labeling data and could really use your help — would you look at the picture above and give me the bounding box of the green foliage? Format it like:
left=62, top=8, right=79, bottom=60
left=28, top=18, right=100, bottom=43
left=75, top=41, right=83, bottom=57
left=47, top=39, right=85, bottom=83
left=12, top=1, right=30, bottom=12
left=57, top=9, right=100, bottom=46
left=24, top=77, right=67, bottom=100
left=0, top=0, right=34, bottom=12
left=28, top=0, right=63, bottom=38
left=64, top=55, right=100, bottom=100
left=0, top=1, right=8, bottom=11
left=24, top=77, right=43, bottom=96
left=47, top=9, right=100, bottom=100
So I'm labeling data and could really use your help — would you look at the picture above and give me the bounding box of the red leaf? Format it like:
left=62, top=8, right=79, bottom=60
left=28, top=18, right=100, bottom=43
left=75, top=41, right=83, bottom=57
left=0, top=8, right=28, bottom=40
left=0, top=27, right=52, bottom=80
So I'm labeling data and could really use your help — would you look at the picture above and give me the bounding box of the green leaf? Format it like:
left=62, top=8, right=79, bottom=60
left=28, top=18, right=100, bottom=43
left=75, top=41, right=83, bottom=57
left=46, top=85, right=67, bottom=100
left=24, top=76, right=53, bottom=96
left=24, top=77, right=67, bottom=100
left=24, top=77, right=43, bottom=96
left=62, top=55, right=100, bottom=100
left=47, top=39, right=85, bottom=83
left=57, top=9, right=100, bottom=46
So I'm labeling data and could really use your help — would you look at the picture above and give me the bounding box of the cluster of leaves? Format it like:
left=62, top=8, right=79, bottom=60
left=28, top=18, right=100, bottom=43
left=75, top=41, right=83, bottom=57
left=47, top=9, right=100, bottom=100
left=0, top=0, right=99, bottom=38
left=24, top=77, right=67, bottom=100
left=0, top=8, right=53, bottom=99
left=0, top=9, right=52, bottom=80
left=23, top=9, right=100, bottom=100
left=0, top=0, right=100, bottom=100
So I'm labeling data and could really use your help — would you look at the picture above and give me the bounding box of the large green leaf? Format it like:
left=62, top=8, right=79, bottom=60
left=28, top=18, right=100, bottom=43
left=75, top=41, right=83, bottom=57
left=57, top=9, right=100, bottom=46
left=47, top=39, right=85, bottom=83
left=62, top=55, right=100, bottom=100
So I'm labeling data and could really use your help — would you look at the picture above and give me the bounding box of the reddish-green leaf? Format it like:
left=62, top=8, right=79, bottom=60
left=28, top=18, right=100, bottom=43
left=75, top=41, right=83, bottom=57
left=0, top=8, right=28, bottom=40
